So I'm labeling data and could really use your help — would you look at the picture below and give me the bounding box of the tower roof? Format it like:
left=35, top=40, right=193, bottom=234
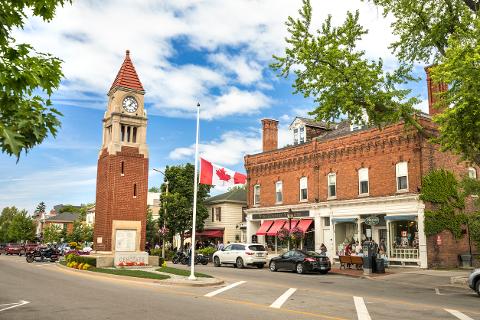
left=109, top=50, right=144, bottom=93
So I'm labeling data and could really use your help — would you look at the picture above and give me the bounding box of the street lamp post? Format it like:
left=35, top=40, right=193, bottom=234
left=287, top=209, right=294, bottom=250
left=153, top=168, right=168, bottom=259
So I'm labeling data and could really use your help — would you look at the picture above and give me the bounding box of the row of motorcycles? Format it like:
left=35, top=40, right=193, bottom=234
left=26, top=246, right=59, bottom=263
left=172, top=251, right=209, bottom=265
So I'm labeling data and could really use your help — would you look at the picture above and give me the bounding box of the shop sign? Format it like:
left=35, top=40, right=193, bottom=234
left=364, top=215, right=380, bottom=226
left=252, top=211, right=309, bottom=220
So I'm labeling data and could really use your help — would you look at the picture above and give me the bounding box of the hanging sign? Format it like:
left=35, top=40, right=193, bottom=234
left=365, top=215, right=380, bottom=226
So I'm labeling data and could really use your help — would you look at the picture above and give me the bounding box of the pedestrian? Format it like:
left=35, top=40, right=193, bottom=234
left=320, top=243, right=327, bottom=255
left=217, top=240, right=224, bottom=251
left=379, top=239, right=386, bottom=253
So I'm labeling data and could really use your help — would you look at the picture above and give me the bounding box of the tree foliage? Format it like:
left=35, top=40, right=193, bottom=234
left=42, top=223, right=62, bottom=243
left=7, top=209, right=35, bottom=242
left=146, top=208, right=159, bottom=245
left=34, top=201, right=46, bottom=214
left=148, top=187, right=160, bottom=193
left=159, top=163, right=211, bottom=249
left=0, top=206, right=18, bottom=242
left=0, top=0, right=71, bottom=158
left=274, top=0, right=480, bottom=165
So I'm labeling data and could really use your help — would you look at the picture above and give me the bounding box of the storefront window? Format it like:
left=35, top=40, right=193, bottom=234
left=388, top=219, right=419, bottom=260
left=334, top=222, right=357, bottom=255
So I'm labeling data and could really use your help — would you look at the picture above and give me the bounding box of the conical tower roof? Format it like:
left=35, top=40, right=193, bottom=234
left=109, top=50, right=144, bottom=93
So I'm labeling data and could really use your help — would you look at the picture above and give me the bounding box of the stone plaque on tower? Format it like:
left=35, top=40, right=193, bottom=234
left=93, top=50, right=149, bottom=261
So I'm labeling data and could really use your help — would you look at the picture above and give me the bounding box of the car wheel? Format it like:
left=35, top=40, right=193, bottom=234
left=256, top=264, right=264, bottom=269
left=296, top=263, right=304, bottom=274
left=214, top=256, right=221, bottom=267
left=476, top=279, right=480, bottom=296
left=236, top=257, right=244, bottom=269
left=20, top=250, right=25, bottom=256
left=269, top=261, right=277, bottom=272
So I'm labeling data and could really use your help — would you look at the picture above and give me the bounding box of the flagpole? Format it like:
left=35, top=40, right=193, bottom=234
left=189, top=102, right=201, bottom=280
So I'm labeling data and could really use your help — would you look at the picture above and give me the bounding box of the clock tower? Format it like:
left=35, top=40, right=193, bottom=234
left=94, top=50, right=149, bottom=253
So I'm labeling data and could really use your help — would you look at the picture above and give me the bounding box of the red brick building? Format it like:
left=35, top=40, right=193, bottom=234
left=245, top=70, right=478, bottom=268
left=93, top=51, right=149, bottom=253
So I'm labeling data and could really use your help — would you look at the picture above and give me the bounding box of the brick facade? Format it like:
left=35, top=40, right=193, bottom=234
left=94, top=146, right=148, bottom=251
left=262, top=119, right=278, bottom=152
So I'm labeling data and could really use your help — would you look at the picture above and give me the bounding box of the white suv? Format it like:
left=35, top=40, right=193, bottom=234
left=213, top=243, right=267, bottom=269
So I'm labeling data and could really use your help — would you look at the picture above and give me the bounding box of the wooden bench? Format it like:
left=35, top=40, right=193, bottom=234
left=339, top=255, right=364, bottom=269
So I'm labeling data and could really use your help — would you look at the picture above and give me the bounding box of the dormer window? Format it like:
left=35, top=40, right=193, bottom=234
left=293, top=126, right=305, bottom=145
left=294, top=128, right=299, bottom=144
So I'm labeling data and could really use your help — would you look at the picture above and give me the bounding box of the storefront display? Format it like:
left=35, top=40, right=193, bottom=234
left=387, top=217, right=419, bottom=260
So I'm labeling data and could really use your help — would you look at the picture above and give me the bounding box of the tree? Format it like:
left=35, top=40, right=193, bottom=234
left=148, top=187, right=160, bottom=193
left=67, top=220, right=84, bottom=243
left=146, top=208, right=159, bottom=245
left=0, top=206, right=18, bottom=242
left=159, top=163, right=211, bottom=250
left=42, top=224, right=62, bottom=243
left=0, top=1, right=72, bottom=158
left=34, top=202, right=46, bottom=215
left=273, top=0, right=480, bottom=165
left=7, top=210, right=35, bottom=242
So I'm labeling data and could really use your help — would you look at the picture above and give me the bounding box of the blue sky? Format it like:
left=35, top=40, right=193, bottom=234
left=0, top=0, right=430, bottom=213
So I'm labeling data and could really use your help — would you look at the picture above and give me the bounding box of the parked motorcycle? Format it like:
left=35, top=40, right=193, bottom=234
left=172, top=251, right=186, bottom=264
left=26, top=246, right=59, bottom=263
left=183, top=254, right=209, bottom=266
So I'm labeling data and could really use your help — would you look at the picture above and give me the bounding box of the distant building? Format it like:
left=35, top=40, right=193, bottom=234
left=44, top=212, right=80, bottom=235
left=86, top=206, right=95, bottom=226
left=147, top=192, right=161, bottom=220
left=201, top=188, right=247, bottom=244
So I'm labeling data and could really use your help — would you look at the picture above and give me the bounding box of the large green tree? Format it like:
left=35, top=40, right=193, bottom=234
left=7, top=209, right=35, bottom=242
left=0, top=206, right=18, bottom=242
left=42, top=224, right=62, bottom=243
left=34, top=201, right=46, bottom=215
left=273, top=0, right=480, bottom=165
left=146, top=208, right=159, bottom=246
left=159, top=163, right=211, bottom=250
left=0, top=0, right=71, bottom=158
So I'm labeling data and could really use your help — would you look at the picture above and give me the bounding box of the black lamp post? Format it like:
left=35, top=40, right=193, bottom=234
left=287, top=209, right=294, bottom=250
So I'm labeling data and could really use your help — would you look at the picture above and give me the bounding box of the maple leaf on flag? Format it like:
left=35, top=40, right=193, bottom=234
left=216, top=168, right=231, bottom=182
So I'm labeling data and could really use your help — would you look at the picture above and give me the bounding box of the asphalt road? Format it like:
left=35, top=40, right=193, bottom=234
left=0, top=254, right=478, bottom=320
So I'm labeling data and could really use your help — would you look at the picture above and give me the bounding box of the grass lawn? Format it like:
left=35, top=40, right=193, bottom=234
left=156, top=266, right=212, bottom=278
left=90, top=268, right=171, bottom=280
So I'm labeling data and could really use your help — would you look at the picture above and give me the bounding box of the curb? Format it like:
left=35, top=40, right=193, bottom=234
left=55, top=263, right=224, bottom=287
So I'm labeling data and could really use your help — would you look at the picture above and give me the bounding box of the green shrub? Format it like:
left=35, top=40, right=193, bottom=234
left=150, top=248, right=162, bottom=256
left=198, top=247, right=216, bottom=256
left=65, top=253, right=96, bottom=267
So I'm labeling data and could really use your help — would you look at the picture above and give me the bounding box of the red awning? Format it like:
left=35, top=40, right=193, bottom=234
left=296, top=219, right=313, bottom=233
left=256, top=220, right=274, bottom=236
left=266, top=220, right=286, bottom=236
left=287, top=219, right=299, bottom=230
left=187, top=230, right=224, bottom=238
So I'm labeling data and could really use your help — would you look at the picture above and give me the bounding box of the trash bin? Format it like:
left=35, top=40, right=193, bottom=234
left=459, top=254, right=472, bottom=268
left=375, top=258, right=385, bottom=273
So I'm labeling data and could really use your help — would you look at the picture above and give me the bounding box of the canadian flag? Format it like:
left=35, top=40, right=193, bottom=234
left=199, top=158, right=247, bottom=187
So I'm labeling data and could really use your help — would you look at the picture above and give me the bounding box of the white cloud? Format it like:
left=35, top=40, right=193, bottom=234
left=12, top=0, right=397, bottom=120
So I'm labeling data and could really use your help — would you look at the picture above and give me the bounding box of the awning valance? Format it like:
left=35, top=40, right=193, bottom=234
left=266, top=220, right=286, bottom=236
left=332, top=218, right=357, bottom=223
left=384, top=215, right=417, bottom=221
left=256, top=220, right=274, bottom=236
left=186, top=229, right=224, bottom=238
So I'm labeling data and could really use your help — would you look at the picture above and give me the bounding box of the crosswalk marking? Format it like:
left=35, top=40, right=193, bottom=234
left=0, top=300, right=30, bottom=312
left=204, top=281, right=246, bottom=298
left=445, top=309, right=474, bottom=320
left=353, top=296, right=371, bottom=320
left=270, top=288, right=297, bottom=309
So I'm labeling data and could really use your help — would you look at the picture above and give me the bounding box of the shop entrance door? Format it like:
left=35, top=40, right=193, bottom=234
left=378, top=228, right=387, bottom=243
left=322, top=229, right=332, bottom=253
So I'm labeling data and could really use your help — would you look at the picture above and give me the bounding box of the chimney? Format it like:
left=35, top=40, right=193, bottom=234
left=262, top=119, right=278, bottom=152
left=425, top=66, right=448, bottom=116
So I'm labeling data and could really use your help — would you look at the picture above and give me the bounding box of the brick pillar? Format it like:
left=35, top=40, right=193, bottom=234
left=261, top=119, right=278, bottom=152
left=425, top=66, right=448, bottom=116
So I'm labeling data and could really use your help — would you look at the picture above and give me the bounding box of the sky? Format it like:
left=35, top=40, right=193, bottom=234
left=0, top=0, right=430, bottom=214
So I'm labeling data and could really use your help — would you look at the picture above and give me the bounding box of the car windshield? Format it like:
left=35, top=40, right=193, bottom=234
left=248, top=245, right=266, bottom=251
left=305, top=251, right=322, bottom=257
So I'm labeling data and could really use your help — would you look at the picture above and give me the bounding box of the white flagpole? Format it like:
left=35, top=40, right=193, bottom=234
left=189, top=102, right=201, bottom=280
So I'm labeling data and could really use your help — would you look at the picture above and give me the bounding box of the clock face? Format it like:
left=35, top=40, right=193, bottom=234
left=122, top=96, right=138, bottom=113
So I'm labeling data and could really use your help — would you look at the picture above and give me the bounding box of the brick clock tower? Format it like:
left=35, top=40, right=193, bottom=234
left=94, top=50, right=149, bottom=255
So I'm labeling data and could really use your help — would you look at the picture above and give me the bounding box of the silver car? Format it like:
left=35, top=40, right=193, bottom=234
left=468, top=268, right=480, bottom=296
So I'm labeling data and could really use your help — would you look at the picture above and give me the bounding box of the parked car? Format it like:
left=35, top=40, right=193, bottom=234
left=213, top=243, right=267, bottom=269
left=24, top=243, right=39, bottom=252
left=269, top=250, right=331, bottom=274
left=5, top=243, right=25, bottom=256
left=468, top=268, right=480, bottom=296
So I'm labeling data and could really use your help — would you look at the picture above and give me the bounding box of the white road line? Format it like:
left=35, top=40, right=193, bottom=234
left=204, top=281, right=246, bottom=298
left=270, top=288, right=297, bottom=309
left=435, top=288, right=444, bottom=295
left=445, top=309, right=474, bottom=320
left=0, top=300, right=30, bottom=312
left=353, top=296, right=372, bottom=320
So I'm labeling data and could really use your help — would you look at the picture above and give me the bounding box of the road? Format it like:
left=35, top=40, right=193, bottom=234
left=0, top=254, right=478, bottom=320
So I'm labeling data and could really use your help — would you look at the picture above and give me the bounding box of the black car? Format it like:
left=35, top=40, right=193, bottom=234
left=269, top=250, right=331, bottom=274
